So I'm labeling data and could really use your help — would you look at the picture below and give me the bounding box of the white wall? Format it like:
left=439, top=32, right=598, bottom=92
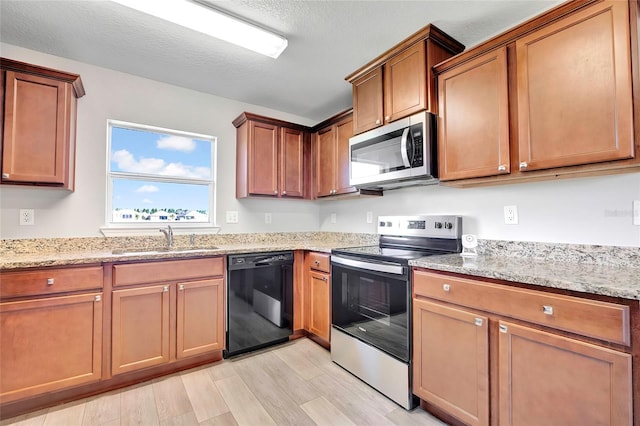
left=0, top=43, right=320, bottom=239
left=319, top=173, right=640, bottom=247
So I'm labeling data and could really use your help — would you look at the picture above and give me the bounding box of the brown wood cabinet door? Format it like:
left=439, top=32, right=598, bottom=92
left=2, top=71, right=71, bottom=185
left=413, top=298, right=489, bottom=426
left=384, top=42, right=427, bottom=124
left=248, top=121, right=278, bottom=196
left=352, top=67, right=384, bottom=134
left=280, top=127, right=304, bottom=198
left=438, top=47, right=510, bottom=180
left=112, top=285, right=170, bottom=375
left=307, top=270, right=330, bottom=341
left=498, top=321, right=632, bottom=425
left=176, top=278, right=225, bottom=358
left=335, top=117, right=356, bottom=195
left=315, top=127, right=336, bottom=197
left=0, top=293, right=102, bottom=403
left=516, top=0, right=634, bottom=172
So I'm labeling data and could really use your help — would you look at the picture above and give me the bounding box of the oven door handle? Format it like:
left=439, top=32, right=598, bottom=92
left=331, top=255, right=405, bottom=275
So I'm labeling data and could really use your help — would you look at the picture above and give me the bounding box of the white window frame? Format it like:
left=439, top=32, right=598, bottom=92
left=101, top=119, right=219, bottom=236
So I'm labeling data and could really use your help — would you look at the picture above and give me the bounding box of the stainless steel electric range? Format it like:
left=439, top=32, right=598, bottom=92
left=330, top=215, right=462, bottom=409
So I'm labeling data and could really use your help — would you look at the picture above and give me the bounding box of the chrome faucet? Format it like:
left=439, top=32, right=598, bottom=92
left=160, top=225, right=173, bottom=248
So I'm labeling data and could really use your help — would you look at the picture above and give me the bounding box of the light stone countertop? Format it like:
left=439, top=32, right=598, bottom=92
left=410, top=254, right=640, bottom=300
left=2, top=233, right=638, bottom=301
left=0, top=242, right=343, bottom=269
left=0, top=233, right=377, bottom=270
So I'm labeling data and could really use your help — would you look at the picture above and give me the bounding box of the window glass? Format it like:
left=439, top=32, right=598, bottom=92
left=107, top=121, right=216, bottom=226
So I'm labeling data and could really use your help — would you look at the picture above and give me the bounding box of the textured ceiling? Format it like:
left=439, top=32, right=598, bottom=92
left=0, top=0, right=563, bottom=122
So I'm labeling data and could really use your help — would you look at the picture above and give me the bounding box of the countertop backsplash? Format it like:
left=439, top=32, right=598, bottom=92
left=478, top=239, right=640, bottom=268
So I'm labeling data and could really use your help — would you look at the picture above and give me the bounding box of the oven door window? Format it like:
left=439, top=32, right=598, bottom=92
left=331, top=261, right=409, bottom=362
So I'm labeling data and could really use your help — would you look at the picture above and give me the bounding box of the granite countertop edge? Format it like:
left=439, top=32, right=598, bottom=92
left=410, top=254, right=640, bottom=301
left=0, top=242, right=340, bottom=270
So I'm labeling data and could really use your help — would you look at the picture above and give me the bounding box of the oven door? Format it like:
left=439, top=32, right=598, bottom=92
left=331, top=254, right=410, bottom=362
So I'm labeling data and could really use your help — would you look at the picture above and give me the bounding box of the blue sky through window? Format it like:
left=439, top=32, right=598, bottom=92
left=109, top=124, right=214, bottom=221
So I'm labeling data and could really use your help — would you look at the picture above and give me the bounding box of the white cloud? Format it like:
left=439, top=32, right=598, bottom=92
left=135, top=184, right=159, bottom=193
left=111, top=149, right=210, bottom=179
left=142, top=198, right=153, bottom=204
left=156, top=135, right=196, bottom=152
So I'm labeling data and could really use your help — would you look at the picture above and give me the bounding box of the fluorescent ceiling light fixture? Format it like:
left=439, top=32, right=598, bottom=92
left=111, top=0, right=288, bottom=58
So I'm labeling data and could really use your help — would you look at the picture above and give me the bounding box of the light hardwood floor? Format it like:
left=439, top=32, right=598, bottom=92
left=1, top=338, right=447, bottom=426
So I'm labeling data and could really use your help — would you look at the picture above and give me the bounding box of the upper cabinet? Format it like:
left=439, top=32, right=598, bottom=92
left=234, top=112, right=309, bottom=199
left=515, top=0, right=634, bottom=172
left=438, top=47, right=510, bottom=180
left=0, top=58, right=85, bottom=191
left=312, top=110, right=358, bottom=198
left=347, top=25, right=464, bottom=135
left=435, top=0, right=640, bottom=185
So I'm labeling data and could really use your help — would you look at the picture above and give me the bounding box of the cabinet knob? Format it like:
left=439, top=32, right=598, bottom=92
left=163, top=286, right=169, bottom=292
left=322, top=276, right=328, bottom=281
left=282, top=191, right=287, bottom=195
left=385, top=115, right=390, bottom=121
left=498, top=165, right=507, bottom=172
left=519, top=162, right=528, bottom=170
left=443, top=284, right=451, bottom=292
left=274, top=190, right=278, bottom=194
left=474, top=318, right=483, bottom=326
left=375, top=119, right=381, bottom=125
left=47, top=278, right=55, bottom=285
left=2, top=173, right=8, bottom=179
left=314, top=260, right=320, bottom=265
left=499, top=324, right=508, bottom=333
left=179, top=284, right=185, bottom=291
left=95, top=295, right=102, bottom=302
left=542, top=305, right=554, bottom=315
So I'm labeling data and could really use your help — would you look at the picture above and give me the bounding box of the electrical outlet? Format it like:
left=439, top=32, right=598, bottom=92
left=20, top=209, right=35, bottom=226
left=504, top=205, right=518, bottom=225
left=330, top=213, right=337, bottom=224
left=226, top=211, right=238, bottom=224
left=366, top=212, right=373, bottom=224
left=265, top=212, right=272, bottom=224
left=633, top=200, right=640, bottom=226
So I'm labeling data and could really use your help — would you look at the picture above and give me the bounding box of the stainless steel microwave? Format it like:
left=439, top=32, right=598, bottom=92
left=349, top=111, right=436, bottom=190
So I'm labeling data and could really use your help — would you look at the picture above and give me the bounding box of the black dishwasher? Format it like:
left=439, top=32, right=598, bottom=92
left=224, top=251, right=294, bottom=358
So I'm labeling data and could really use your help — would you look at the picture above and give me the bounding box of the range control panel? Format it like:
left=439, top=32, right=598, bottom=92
left=377, top=215, right=462, bottom=239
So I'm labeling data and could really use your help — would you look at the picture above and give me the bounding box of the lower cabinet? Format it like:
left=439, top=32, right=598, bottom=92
left=111, top=257, right=225, bottom=376
left=304, top=252, right=331, bottom=342
left=111, top=284, right=170, bottom=375
left=413, top=298, right=489, bottom=426
left=413, top=269, right=633, bottom=425
left=498, top=321, right=632, bottom=426
left=176, top=278, right=225, bottom=359
left=0, top=292, right=103, bottom=402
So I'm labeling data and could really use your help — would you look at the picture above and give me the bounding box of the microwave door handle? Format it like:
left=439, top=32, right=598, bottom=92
left=400, top=128, right=411, bottom=168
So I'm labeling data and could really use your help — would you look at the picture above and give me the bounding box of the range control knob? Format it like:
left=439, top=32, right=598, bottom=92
left=434, top=222, right=443, bottom=229
left=444, top=222, right=453, bottom=230
left=386, top=221, right=392, bottom=227
left=379, top=221, right=385, bottom=227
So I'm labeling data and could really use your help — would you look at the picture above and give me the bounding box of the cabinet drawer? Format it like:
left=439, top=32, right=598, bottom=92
left=0, top=266, right=103, bottom=299
left=308, top=252, right=330, bottom=273
left=413, top=270, right=630, bottom=346
left=113, top=257, right=224, bottom=287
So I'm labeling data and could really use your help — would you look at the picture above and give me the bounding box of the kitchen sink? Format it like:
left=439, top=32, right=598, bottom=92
left=111, top=246, right=219, bottom=255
